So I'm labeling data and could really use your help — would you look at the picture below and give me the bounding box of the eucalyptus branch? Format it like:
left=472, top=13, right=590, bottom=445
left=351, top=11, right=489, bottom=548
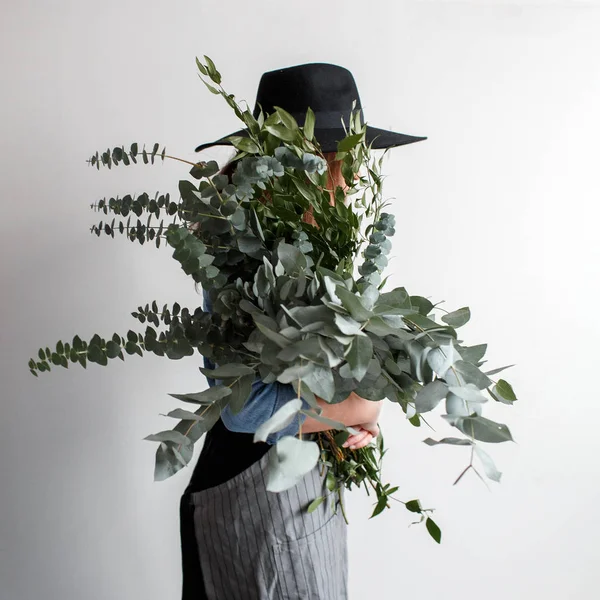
left=29, top=54, right=518, bottom=547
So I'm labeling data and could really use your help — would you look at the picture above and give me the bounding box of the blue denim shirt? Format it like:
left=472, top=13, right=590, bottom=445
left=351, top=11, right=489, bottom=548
left=202, top=290, right=309, bottom=445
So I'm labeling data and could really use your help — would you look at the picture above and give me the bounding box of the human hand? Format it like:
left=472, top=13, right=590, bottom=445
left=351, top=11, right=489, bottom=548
left=341, top=421, right=380, bottom=450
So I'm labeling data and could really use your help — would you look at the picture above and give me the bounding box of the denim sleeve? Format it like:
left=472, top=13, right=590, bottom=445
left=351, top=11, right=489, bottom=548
left=201, top=289, right=310, bottom=445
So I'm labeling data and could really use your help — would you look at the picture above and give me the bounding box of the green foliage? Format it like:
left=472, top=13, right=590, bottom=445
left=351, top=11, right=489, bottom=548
left=89, top=191, right=176, bottom=248
left=27, top=55, right=520, bottom=544
left=87, top=142, right=166, bottom=170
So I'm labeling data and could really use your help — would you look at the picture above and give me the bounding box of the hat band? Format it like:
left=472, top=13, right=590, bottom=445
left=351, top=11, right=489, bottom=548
left=286, top=108, right=364, bottom=129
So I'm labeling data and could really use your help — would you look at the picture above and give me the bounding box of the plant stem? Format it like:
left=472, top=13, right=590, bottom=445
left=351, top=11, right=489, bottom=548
left=163, top=154, right=201, bottom=167
left=337, top=487, right=349, bottom=524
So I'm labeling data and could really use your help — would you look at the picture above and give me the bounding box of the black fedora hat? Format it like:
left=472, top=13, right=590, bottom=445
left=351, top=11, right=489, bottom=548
left=195, top=62, right=427, bottom=153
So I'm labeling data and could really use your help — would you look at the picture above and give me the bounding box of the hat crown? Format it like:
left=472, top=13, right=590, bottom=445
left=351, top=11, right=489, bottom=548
left=252, top=63, right=363, bottom=126
left=194, top=61, right=426, bottom=153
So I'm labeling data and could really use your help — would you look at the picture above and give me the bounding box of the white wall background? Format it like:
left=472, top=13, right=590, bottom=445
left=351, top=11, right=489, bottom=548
left=1, top=1, right=599, bottom=598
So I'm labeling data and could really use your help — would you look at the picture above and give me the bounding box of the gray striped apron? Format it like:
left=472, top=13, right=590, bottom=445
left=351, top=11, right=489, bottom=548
left=188, top=444, right=348, bottom=599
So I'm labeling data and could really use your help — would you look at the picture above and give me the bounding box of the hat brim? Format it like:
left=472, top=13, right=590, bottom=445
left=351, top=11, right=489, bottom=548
left=194, top=125, right=426, bottom=153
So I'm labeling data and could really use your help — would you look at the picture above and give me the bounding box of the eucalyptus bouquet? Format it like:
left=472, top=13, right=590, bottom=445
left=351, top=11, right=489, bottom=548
left=28, top=55, right=518, bottom=544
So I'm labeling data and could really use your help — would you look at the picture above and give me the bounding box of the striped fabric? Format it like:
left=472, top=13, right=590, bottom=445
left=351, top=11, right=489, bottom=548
left=181, top=445, right=349, bottom=599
